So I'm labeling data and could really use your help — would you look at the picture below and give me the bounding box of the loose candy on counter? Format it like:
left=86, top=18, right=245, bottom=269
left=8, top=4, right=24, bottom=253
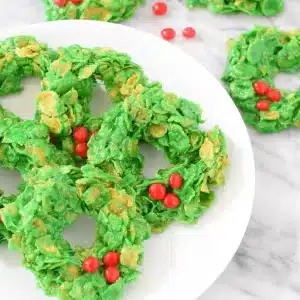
left=161, top=28, right=176, bottom=40
left=152, top=2, right=168, bottom=15
left=222, top=26, right=300, bottom=133
left=41, top=0, right=144, bottom=22
left=182, top=27, right=196, bottom=39
left=186, top=0, right=284, bottom=16
left=2, top=165, right=151, bottom=299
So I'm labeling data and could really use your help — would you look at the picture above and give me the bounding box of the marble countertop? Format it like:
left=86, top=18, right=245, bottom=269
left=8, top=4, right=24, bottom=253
left=0, top=1, right=300, bottom=299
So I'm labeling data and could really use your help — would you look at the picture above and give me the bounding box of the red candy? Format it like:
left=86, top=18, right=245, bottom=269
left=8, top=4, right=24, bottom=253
left=256, top=100, right=270, bottom=111
left=82, top=257, right=100, bottom=273
left=152, top=2, right=168, bottom=15
left=267, top=88, right=281, bottom=102
left=253, top=81, right=269, bottom=95
left=183, top=27, right=196, bottom=38
left=105, top=267, right=120, bottom=284
left=169, top=173, right=183, bottom=189
left=163, top=193, right=181, bottom=208
left=74, top=143, right=88, bottom=158
left=54, top=0, right=68, bottom=6
left=103, top=252, right=120, bottom=267
left=70, top=0, right=82, bottom=3
left=73, top=126, right=89, bottom=143
left=161, top=28, right=176, bottom=41
left=149, top=183, right=167, bottom=200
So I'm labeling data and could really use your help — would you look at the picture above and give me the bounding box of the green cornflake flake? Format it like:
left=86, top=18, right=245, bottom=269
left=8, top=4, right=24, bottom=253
left=0, top=192, right=16, bottom=244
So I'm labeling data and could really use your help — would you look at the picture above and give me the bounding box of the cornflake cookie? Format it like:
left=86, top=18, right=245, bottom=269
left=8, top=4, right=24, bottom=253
left=88, top=83, right=228, bottom=232
left=41, top=0, right=144, bottom=22
left=2, top=165, right=151, bottom=299
left=223, top=26, right=300, bottom=133
left=186, top=0, right=284, bottom=16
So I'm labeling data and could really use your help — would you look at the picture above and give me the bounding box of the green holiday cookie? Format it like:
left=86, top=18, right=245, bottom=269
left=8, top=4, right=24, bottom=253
left=41, top=0, right=144, bottom=22
left=88, top=82, right=229, bottom=232
left=1, top=165, right=151, bottom=300
left=222, top=26, right=300, bottom=133
left=186, top=0, right=284, bottom=16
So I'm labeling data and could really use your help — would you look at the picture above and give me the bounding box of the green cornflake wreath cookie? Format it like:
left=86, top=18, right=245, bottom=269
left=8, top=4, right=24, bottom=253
left=41, top=0, right=144, bottom=22
left=186, top=0, right=284, bottom=16
left=2, top=165, right=151, bottom=299
left=0, top=35, right=229, bottom=299
left=222, top=26, right=300, bottom=133
left=88, top=83, right=228, bottom=232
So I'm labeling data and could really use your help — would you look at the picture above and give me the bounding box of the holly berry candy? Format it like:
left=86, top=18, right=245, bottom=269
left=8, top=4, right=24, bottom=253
left=152, top=2, right=168, bottom=15
left=149, top=183, right=167, bottom=200
left=163, top=193, right=181, bottom=208
left=267, top=88, right=281, bottom=102
left=182, top=27, right=196, bottom=38
left=169, top=173, right=183, bottom=189
left=54, top=0, right=68, bottom=6
left=253, top=80, right=269, bottom=95
left=82, top=256, right=100, bottom=273
left=73, top=126, right=89, bottom=143
left=161, top=28, right=176, bottom=41
left=105, top=267, right=120, bottom=284
left=256, top=100, right=270, bottom=111
left=74, top=143, right=88, bottom=158
left=103, top=251, right=120, bottom=267
left=70, top=0, right=82, bottom=3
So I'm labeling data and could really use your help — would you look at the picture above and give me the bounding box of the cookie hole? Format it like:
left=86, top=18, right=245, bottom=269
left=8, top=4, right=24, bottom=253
left=90, top=84, right=112, bottom=117
left=274, top=72, right=300, bottom=91
left=139, top=143, right=171, bottom=178
left=0, top=169, right=23, bottom=195
left=0, top=78, right=40, bottom=120
left=63, top=215, right=96, bottom=248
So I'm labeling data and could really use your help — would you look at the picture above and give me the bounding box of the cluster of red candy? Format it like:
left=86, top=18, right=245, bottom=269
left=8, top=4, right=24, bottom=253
left=53, top=0, right=196, bottom=41
left=72, top=126, right=97, bottom=158
left=253, top=81, right=281, bottom=111
left=148, top=173, right=183, bottom=208
left=82, top=251, right=121, bottom=284
left=153, top=2, right=196, bottom=40
left=54, top=0, right=82, bottom=7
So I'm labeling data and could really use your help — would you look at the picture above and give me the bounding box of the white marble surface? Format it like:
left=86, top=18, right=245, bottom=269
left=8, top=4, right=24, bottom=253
left=0, top=1, right=300, bottom=300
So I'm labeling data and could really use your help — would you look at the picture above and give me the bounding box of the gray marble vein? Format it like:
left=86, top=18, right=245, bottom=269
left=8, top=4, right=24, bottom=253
left=0, top=1, right=300, bottom=300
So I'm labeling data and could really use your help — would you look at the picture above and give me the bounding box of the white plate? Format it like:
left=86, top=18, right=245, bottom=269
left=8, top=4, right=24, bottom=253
left=0, top=21, right=255, bottom=300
